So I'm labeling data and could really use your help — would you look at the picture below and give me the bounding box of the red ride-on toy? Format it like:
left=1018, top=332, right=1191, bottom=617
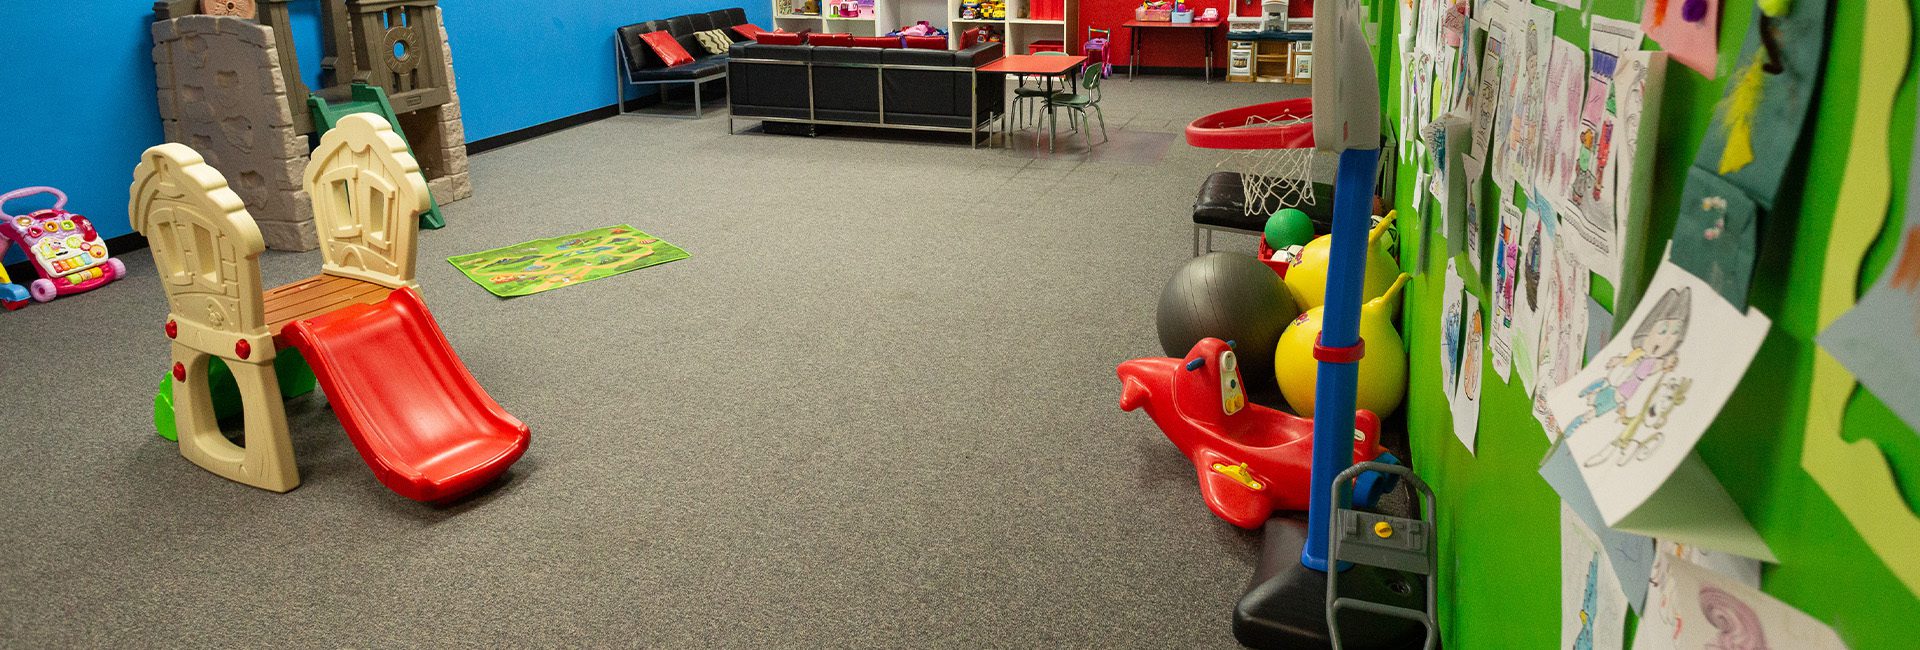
left=0, top=187, right=126, bottom=303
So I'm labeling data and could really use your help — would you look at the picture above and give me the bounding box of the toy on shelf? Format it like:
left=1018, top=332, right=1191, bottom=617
left=1276, top=273, right=1410, bottom=417
left=0, top=187, right=127, bottom=303
left=134, top=113, right=529, bottom=503
left=1138, top=1, right=1174, bottom=22
left=0, top=263, right=28, bottom=310
left=1119, top=338, right=1389, bottom=528
left=891, top=21, right=948, bottom=37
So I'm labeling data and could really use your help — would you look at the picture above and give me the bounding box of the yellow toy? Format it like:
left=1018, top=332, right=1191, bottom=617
left=1275, top=273, right=1410, bottom=417
left=0, top=262, right=27, bottom=310
left=1284, top=210, right=1400, bottom=312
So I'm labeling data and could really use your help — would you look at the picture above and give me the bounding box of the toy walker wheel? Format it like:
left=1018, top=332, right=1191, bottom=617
left=1, top=299, right=24, bottom=311
left=107, top=258, right=128, bottom=281
left=29, top=279, right=56, bottom=302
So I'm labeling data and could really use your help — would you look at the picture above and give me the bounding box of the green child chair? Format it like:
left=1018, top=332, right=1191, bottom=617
left=1047, top=63, right=1108, bottom=149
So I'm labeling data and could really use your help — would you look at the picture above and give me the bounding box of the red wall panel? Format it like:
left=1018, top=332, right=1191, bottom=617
left=1077, top=0, right=1311, bottom=71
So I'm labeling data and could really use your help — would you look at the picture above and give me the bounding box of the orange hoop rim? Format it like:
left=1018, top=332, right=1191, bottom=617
left=1185, top=98, right=1315, bottom=150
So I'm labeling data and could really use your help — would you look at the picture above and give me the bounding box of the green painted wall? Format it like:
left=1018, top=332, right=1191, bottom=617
left=1381, top=1, right=1920, bottom=647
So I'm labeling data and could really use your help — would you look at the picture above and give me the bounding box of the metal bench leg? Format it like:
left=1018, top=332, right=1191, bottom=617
left=694, top=81, right=703, bottom=118
left=1193, top=226, right=1203, bottom=256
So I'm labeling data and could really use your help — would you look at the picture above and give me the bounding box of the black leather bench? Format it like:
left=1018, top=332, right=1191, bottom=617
left=727, top=40, right=1006, bottom=146
left=1192, top=172, right=1336, bottom=254
left=615, top=8, right=750, bottom=118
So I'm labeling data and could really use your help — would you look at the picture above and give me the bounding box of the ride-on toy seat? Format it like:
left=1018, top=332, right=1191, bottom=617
left=1118, top=337, right=1388, bottom=528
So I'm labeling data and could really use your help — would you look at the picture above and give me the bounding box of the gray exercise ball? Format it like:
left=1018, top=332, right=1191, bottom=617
left=1155, top=252, right=1299, bottom=391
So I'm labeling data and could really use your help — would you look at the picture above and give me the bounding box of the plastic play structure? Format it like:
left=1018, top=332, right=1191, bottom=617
left=135, top=114, right=528, bottom=502
left=1119, top=337, right=1389, bottom=528
left=0, top=187, right=127, bottom=304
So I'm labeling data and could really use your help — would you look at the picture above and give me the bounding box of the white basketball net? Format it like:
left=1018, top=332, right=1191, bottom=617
left=1216, top=112, right=1317, bottom=216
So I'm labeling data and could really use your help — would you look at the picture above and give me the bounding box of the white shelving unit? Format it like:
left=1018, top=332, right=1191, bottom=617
left=768, top=0, right=1077, bottom=51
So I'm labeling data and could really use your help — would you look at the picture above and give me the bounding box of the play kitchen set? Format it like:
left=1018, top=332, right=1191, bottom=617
left=1227, top=0, right=1314, bottom=84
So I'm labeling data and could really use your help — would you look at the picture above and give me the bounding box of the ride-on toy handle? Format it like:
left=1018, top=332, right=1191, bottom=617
left=0, top=186, right=68, bottom=218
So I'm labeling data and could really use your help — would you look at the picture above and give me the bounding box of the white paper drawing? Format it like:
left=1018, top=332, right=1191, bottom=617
left=1549, top=260, right=1771, bottom=526
left=1536, top=38, right=1586, bottom=205
left=1563, top=502, right=1628, bottom=650
left=1534, top=231, right=1592, bottom=439
left=1454, top=292, right=1485, bottom=453
left=1499, top=2, right=1555, bottom=195
left=1655, top=539, right=1762, bottom=590
left=1472, top=18, right=1507, bottom=162
left=1490, top=201, right=1525, bottom=382
left=1607, top=52, right=1669, bottom=315
left=1442, top=259, right=1467, bottom=401
left=1513, top=195, right=1554, bottom=395
left=1636, top=554, right=1845, bottom=650
left=1564, top=17, right=1644, bottom=286
left=1464, top=153, right=1486, bottom=278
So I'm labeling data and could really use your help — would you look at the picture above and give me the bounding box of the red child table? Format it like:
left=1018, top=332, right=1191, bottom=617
left=979, top=54, right=1090, bottom=153
left=1123, top=19, right=1225, bottom=83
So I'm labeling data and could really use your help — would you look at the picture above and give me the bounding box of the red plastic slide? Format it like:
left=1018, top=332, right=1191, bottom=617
left=285, top=287, right=530, bottom=502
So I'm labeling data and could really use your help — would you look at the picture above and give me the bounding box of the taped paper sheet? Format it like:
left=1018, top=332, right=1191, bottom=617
left=1548, top=260, right=1774, bottom=561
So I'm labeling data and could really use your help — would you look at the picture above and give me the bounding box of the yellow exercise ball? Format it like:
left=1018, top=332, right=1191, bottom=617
left=1284, top=210, right=1402, bottom=312
left=1275, top=273, right=1410, bottom=418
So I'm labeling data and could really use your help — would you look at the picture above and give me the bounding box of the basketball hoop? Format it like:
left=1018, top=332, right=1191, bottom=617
left=1186, top=98, right=1318, bottom=216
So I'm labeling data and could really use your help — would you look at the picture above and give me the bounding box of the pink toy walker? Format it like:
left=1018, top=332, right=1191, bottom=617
left=0, top=186, right=126, bottom=303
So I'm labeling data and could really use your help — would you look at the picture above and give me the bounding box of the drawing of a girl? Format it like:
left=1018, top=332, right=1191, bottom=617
left=1563, top=287, right=1691, bottom=443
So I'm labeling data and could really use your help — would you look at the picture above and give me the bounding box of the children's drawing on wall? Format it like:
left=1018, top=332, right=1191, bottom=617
left=1454, top=293, right=1485, bottom=453
left=1607, top=51, right=1669, bottom=317
left=1533, top=232, right=1590, bottom=438
left=1464, top=155, right=1486, bottom=277
left=1512, top=195, right=1553, bottom=394
left=1472, top=18, right=1507, bottom=162
left=1547, top=260, right=1770, bottom=526
left=1540, top=443, right=1656, bottom=613
left=1642, top=0, right=1722, bottom=78
left=1500, top=3, right=1554, bottom=193
left=1442, top=260, right=1467, bottom=399
left=1566, top=17, right=1643, bottom=285
left=1561, top=285, right=1689, bottom=462
left=1537, top=38, right=1586, bottom=206
left=1491, top=202, right=1524, bottom=381
left=1634, top=551, right=1845, bottom=650
left=1562, top=503, right=1627, bottom=650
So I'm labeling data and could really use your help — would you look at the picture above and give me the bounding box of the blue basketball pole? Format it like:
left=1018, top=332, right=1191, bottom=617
left=1300, top=146, right=1382, bottom=572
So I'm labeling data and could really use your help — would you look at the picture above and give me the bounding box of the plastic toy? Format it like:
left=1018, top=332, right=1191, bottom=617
left=0, top=263, right=27, bottom=310
left=1156, top=252, right=1300, bottom=393
left=1264, top=208, right=1316, bottom=249
left=1275, top=273, right=1410, bottom=417
left=0, top=187, right=127, bottom=303
left=134, top=114, right=528, bottom=502
left=1118, top=337, right=1388, bottom=528
left=1283, top=210, right=1397, bottom=311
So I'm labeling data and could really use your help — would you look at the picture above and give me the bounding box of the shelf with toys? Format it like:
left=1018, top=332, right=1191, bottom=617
left=768, top=0, right=1074, bottom=51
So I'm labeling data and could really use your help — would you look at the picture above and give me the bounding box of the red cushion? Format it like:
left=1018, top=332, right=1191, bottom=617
left=756, top=31, right=804, bottom=45
left=807, top=32, right=854, bottom=47
left=640, top=31, right=694, bottom=67
left=903, top=36, right=948, bottom=50
left=852, top=36, right=903, bottom=48
left=961, top=28, right=983, bottom=49
left=730, top=23, right=767, bottom=40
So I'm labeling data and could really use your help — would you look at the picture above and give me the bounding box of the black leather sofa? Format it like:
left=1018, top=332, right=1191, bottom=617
left=726, top=41, right=1006, bottom=146
left=615, top=8, right=749, bottom=118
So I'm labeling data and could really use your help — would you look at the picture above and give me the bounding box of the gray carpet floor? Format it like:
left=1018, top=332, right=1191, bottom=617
left=1, top=77, right=1319, bottom=647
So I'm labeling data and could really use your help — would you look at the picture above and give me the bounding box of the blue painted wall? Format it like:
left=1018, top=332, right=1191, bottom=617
left=0, top=0, right=767, bottom=263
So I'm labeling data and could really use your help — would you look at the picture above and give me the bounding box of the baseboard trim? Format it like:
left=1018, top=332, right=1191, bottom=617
left=467, top=97, right=655, bottom=156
